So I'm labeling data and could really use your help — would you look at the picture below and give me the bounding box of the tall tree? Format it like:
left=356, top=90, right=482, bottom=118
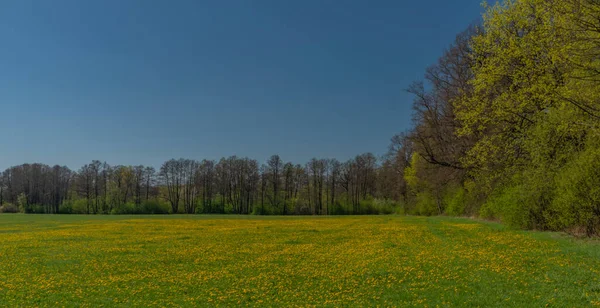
left=181, top=159, right=199, bottom=214
left=77, top=164, right=93, bottom=214
left=160, top=159, right=183, bottom=214
left=266, top=155, right=282, bottom=213
left=197, top=160, right=214, bottom=213
left=143, top=166, right=156, bottom=202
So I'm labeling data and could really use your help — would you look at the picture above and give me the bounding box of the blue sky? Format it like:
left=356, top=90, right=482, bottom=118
left=0, top=0, right=484, bottom=170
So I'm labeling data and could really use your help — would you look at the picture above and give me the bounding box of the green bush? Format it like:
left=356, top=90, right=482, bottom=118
left=26, top=204, right=45, bottom=214
left=414, top=192, right=438, bottom=216
left=252, top=205, right=270, bottom=215
left=140, top=200, right=170, bottom=214
left=480, top=183, right=530, bottom=228
left=17, top=193, right=27, bottom=213
left=479, top=170, right=554, bottom=230
left=71, top=199, right=90, bottom=214
left=550, top=146, right=600, bottom=236
left=358, top=197, right=376, bottom=214
left=222, top=202, right=234, bottom=214
left=328, top=202, right=349, bottom=215
left=0, top=203, right=19, bottom=213
left=110, top=200, right=171, bottom=215
left=58, top=201, right=73, bottom=214
left=444, top=186, right=466, bottom=216
left=371, top=199, right=400, bottom=215
left=16, top=193, right=46, bottom=214
left=111, top=202, right=136, bottom=215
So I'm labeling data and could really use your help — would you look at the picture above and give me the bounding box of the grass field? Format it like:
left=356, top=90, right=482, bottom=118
left=0, top=215, right=599, bottom=307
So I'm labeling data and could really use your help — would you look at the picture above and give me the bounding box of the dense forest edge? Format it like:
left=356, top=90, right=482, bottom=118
left=2, top=0, right=600, bottom=236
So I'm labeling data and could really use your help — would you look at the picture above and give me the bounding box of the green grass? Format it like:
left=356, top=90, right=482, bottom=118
left=0, top=214, right=598, bottom=307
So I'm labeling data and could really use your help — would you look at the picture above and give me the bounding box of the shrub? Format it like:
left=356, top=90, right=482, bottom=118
left=358, top=197, right=376, bottom=215
left=58, top=201, right=73, bottom=214
left=480, top=183, right=529, bottom=228
left=328, top=202, right=349, bottom=215
left=17, top=193, right=27, bottom=213
left=445, top=186, right=466, bottom=216
left=111, top=202, right=136, bottom=215
left=26, top=204, right=45, bottom=214
left=0, top=203, right=19, bottom=213
left=414, top=192, right=438, bottom=216
left=110, top=200, right=171, bottom=215
left=371, top=199, right=400, bottom=215
left=222, top=202, right=234, bottom=214
left=71, top=199, right=90, bottom=214
left=140, top=200, right=170, bottom=214
left=290, top=199, right=311, bottom=215
left=480, top=170, right=554, bottom=230
left=550, top=146, right=600, bottom=236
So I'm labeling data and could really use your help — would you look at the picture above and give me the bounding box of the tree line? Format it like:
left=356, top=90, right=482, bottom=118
left=0, top=154, right=392, bottom=216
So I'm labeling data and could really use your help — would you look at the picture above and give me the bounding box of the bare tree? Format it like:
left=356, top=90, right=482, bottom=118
left=197, top=160, right=215, bottom=213
left=181, top=159, right=199, bottom=214
left=77, top=164, right=93, bottom=214
left=266, top=155, right=282, bottom=212
left=143, top=166, right=156, bottom=201
left=160, top=159, right=183, bottom=214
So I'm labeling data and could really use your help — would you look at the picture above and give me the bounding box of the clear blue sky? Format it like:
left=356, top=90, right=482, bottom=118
left=0, top=0, right=483, bottom=170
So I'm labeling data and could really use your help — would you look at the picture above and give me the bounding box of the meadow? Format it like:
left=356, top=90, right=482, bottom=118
left=0, top=215, right=598, bottom=307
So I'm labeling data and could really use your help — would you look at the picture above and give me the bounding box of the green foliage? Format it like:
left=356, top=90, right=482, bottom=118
left=17, top=193, right=27, bottom=213
left=252, top=204, right=271, bottom=215
left=328, top=201, right=350, bottom=215
left=444, top=186, right=466, bottom=217
left=26, top=205, right=45, bottom=214
left=222, top=202, right=234, bottom=215
left=0, top=203, right=19, bottom=213
left=15, top=194, right=44, bottom=214
left=404, top=154, right=442, bottom=216
left=442, top=181, right=484, bottom=217
left=403, top=154, right=421, bottom=190
left=414, top=192, right=438, bottom=216
left=479, top=168, right=555, bottom=230
left=358, top=197, right=375, bottom=214
left=58, top=201, right=74, bottom=214
left=550, top=142, right=600, bottom=236
left=66, top=199, right=90, bottom=214
left=59, top=199, right=169, bottom=215
left=274, top=198, right=313, bottom=215
left=140, top=200, right=171, bottom=214
left=480, top=183, right=530, bottom=229
left=110, top=200, right=170, bottom=215
left=390, top=0, right=598, bottom=236
left=371, top=199, right=402, bottom=215
left=111, top=203, right=137, bottom=215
